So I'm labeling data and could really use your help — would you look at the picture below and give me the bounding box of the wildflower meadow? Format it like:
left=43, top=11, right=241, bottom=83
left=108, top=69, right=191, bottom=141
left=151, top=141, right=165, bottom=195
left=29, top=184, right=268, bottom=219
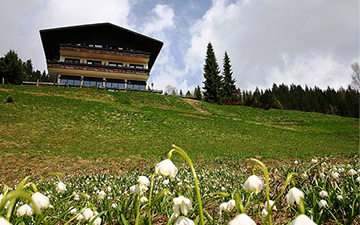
left=0, top=145, right=359, bottom=225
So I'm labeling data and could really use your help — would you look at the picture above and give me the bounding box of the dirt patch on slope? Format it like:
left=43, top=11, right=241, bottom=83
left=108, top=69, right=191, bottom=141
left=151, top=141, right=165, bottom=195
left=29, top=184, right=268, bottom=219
left=182, top=98, right=210, bottom=115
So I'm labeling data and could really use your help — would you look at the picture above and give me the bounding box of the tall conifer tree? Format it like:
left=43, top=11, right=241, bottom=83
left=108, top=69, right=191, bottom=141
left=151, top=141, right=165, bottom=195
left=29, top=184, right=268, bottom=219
left=221, top=51, right=236, bottom=102
left=203, top=42, right=222, bottom=102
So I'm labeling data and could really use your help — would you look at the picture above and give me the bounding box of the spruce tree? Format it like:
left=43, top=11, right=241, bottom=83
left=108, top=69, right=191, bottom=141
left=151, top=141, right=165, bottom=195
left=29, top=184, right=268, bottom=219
left=203, top=42, right=222, bottom=102
left=194, top=86, right=202, bottom=100
left=221, top=52, right=236, bottom=102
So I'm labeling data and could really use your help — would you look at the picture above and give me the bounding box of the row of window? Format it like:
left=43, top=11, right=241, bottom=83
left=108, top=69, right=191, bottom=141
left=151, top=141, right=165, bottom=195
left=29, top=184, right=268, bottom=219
left=60, top=79, right=146, bottom=90
left=73, top=43, right=127, bottom=51
left=64, top=58, right=144, bottom=69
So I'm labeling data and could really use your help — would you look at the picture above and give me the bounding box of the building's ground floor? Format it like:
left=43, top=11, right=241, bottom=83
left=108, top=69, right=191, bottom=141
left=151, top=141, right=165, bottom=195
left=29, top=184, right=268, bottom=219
left=58, top=75, right=147, bottom=90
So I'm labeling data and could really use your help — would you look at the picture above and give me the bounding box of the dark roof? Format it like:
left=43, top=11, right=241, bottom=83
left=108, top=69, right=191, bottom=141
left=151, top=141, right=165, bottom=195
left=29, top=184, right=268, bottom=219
left=40, top=23, right=163, bottom=70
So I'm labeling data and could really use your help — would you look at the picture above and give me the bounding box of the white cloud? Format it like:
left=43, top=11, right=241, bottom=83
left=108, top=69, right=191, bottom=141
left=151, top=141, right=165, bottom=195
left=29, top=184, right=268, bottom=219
left=184, top=0, right=358, bottom=90
left=143, top=4, right=175, bottom=35
left=0, top=0, right=131, bottom=71
left=142, top=4, right=196, bottom=92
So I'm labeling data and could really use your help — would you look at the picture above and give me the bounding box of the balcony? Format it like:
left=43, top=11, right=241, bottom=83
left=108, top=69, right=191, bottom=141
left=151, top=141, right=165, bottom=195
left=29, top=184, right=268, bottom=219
left=59, top=44, right=150, bottom=62
left=47, top=61, right=150, bottom=77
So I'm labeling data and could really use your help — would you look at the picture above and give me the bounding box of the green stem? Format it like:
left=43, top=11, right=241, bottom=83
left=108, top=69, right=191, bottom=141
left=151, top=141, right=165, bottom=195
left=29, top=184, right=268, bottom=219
left=271, top=173, right=297, bottom=211
left=171, top=145, right=205, bottom=225
left=250, top=158, right=271, bottom=225
left=148, top=173, right=155, bottom=225
left=135, top=194, right=141, bottom=225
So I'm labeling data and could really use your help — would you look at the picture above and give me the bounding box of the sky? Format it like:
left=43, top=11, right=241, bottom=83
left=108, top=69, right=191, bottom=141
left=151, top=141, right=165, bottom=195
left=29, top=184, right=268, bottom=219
left=0, top=0, right=358, bottom=92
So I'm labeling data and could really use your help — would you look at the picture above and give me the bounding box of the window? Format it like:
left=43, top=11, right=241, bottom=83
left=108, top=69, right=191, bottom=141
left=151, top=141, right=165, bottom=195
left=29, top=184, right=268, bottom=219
left=129, top=64, right=144, bottom=69
left=87, top=60, right=102, bottom=66
left=95, top=44, right=103, bottom=48
left=59, top=76, right=81, bottom=86
left=65, top=58, right=80, bottom=64
left=127, top=80, right=146, bottom=90
left=83, top=77, right=103, bottom=87
left=106, top=79, right=125, bottom=89
left=108, top=62, right=123, bottom=67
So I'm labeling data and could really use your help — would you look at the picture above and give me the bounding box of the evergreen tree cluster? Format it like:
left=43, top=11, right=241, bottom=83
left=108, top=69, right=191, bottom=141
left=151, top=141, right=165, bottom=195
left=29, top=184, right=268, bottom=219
left=203, top=42, right=237, bottom=103
left=0, top=49, right=52, bottom=84
left=240, top=84, right=359, bottom=118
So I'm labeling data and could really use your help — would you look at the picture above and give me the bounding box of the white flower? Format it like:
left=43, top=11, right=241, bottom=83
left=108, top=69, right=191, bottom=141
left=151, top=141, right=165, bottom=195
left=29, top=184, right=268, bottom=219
left=311, top=158, right=318, bottom=163
left=321, top=162, right=327, bottom=167
left=31, top=192, right=50, bottom=209
left=286, top=187, right=304, bottom=205
left=107, top=186, right=112, bottom=192
left=0, top=217, right=12, bottom=225
left=138, top=176, right=150, bottom=186
left=0, top=195, right=10, bottom=209
left=294, top=160, right=299, bottom=164
left=319, top=190, right=328, bottom=198
left=337, top=195, right=343, bottom=201
left=348, top=169, right=357, bottom=176
left=318, top=200, right=328, bottom=209
left=111, top=203, right=117, bottom=208
left=219, top=202, right=228, bottom=211
left=289, top=214, right=316, bottom=225
left=174, top=216, right=195, bottom=225
left=56, top=182, right=67, bottom=193
left=244, top=175, right=263, bottom=194
left=163, top=179, right=170, bottom=185
left=74, top=194, right=80, bottom=201
left=139, top=185, right=148, bottom=194
left=338, top=167, right=345, bottom=173
left=98, top=191, right=106, bottom=200
left=173, top=196, right=192, bottom=216
left=228, top=214, right=256, bottom=225
left=130, top=185, right=140, bottom=194
left=83, top=208, right=94, bottom=220
left=331, top=172, right=340, bottom=179
left=70, top=207, right=77, bottom=214
left=76, top=213, right=84, bottom=221
left=155, top=159, right=178, bottom=178
left=264, top=200, right=277, bottom=211
left=301, top=173, right=308, bottom=179
left=92, top=216, right=102, bottom=225
left=16, top=204, right=33, bottom=217
left=140, top=196, right=148, bottom=203
left=356, top=177, right=360, bottom=183
left=261, top=208, right=268, bottom=217
left=227, top=199, right=236, bottom=211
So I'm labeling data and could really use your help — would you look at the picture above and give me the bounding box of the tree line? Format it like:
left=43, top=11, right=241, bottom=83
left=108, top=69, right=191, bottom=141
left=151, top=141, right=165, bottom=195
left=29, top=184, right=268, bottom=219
left=200, top=42, right=359, bottom=118
left=0, top=50, right=53, bottom=84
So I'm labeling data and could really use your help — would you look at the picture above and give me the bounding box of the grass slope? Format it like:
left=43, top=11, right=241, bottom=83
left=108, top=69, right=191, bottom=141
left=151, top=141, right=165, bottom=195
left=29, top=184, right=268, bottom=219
left=0, top=85, right=358, bottom=182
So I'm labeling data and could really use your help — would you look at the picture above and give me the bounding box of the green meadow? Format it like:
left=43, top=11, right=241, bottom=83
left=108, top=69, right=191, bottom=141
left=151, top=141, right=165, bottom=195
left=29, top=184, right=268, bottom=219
left=0, top=85, right=358, bottom=182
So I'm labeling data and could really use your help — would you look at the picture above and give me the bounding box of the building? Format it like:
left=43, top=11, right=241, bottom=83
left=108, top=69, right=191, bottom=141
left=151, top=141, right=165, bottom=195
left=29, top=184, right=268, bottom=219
left=40, top=23, right=163, bottom=90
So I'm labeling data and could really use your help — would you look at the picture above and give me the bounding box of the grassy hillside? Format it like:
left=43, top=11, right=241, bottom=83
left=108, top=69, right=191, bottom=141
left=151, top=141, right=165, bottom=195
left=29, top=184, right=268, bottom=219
left=0, top=85, right=358, bottom=182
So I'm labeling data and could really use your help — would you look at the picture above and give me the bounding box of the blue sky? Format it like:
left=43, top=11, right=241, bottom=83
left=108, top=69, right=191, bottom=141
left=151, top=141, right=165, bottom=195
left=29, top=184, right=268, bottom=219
left=0, top=0, right=358, bottom=92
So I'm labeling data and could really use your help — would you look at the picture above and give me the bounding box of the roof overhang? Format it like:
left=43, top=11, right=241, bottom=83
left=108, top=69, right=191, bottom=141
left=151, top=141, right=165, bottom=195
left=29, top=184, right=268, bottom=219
left=40, top=23, right=163, bottom=70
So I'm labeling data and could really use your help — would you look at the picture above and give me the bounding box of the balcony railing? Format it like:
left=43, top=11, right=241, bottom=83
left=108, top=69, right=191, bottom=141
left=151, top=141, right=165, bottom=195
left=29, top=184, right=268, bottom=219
left=60, top=44, right=150, bottom=59
left=47, top=61, right=150, bottom=76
